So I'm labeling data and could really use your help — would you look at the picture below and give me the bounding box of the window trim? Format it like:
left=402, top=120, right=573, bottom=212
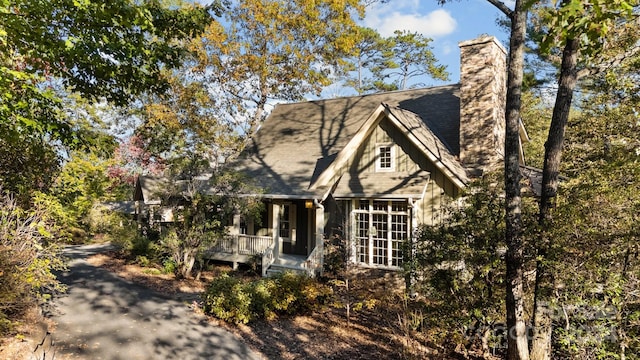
left=352, top=199, right=409, bottom=269
left=375, top=143, right=395, bottom=172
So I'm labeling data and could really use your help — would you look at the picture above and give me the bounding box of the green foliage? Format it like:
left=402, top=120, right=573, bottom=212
left=407, top=172, right=538, bottom=351
left=51, top=152, right=116, bottom=228
left=130, top=234, right=159, bottom=259
left=0, top=0, right=215, bottom=201
left=0, top=191, right=65, bottom=336
left=202, top=272, right=333, bottom=324
left=542, top=88, right=640, bottom=358
left=520, top=90, right=553, bottom=169
left=538, top=0, right=638, bottom=57
left=203, top=275, right=252, bottom=324
left=162, top=259, right=177, bottom=275
left=2, top=0, right=215, bottom=106
left=340, top=27, right=449, bottom=94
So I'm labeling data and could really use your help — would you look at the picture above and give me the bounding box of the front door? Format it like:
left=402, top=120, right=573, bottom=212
left=279, top=203, right=297, bottom=254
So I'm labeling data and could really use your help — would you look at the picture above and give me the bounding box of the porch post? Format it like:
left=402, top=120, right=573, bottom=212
left=314, top=199, right=325, bottom=275
left=272, top=203, right=280, bottom=262
left=231, top=213, right=241, bottom=235
left=231, top=213, right=240, bottom=270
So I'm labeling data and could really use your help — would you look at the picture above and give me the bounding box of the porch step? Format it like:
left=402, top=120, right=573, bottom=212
left=265, top=263, right=307, bottom=277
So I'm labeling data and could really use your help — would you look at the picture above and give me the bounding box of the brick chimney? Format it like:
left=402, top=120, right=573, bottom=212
left=458, top=36, right=507, bottom=177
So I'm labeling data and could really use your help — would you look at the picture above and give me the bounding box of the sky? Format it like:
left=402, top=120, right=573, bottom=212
left=360, top=0, right=513, bottom=85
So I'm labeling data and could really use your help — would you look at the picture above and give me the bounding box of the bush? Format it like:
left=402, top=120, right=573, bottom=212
left=202, top=272, right=333, bottom=324
left=0, top=192, right=65, bottom=335
left=162, top=258, right=177, bottom=274
left=202, top=274, right=252, bottom=324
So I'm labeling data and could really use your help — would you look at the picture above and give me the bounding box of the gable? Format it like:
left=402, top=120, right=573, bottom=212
left=230, top=86, right=462, bottom=198
left=325, top=114, right=465, bottom=199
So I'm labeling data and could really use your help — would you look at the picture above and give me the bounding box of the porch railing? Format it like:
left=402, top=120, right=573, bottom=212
left=210, top=234, right=272, bottom=255
left=261, top=242, right=275, bottom=277
left=303, top=245, right=323, bottom=278
left=238, top=235, right=273, bottom=255
left=210, top=236, right=235, bottom=254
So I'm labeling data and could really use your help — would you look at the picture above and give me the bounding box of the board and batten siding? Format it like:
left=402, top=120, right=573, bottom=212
left=329, top=117, right=459, bottom=226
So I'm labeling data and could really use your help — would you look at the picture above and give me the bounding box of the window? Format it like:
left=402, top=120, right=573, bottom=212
left=279, top=204, right=290, bottom=238
left=354, top=200, right=409, bottom=268
left=376, top=144, right=395, bottom=171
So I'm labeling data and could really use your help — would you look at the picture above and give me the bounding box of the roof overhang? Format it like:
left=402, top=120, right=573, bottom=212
left=308, top=104, right=468, bottom=193
left=331, top=170, right=430, bottom=199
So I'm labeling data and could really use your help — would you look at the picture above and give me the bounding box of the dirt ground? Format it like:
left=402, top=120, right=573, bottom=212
left=87, top=251, right=452, bottom=360
left=1, top=250, right=466, bottom=360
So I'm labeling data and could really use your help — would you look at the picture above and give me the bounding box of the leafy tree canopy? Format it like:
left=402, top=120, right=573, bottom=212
left=0, top=0, right=217, bottom=199
left=189, top=0, right=365, bottom=135
left=340, top=27, right=449, bottom=94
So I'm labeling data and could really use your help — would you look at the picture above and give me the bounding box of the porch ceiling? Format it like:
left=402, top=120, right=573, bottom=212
left=331, top=170, right=430, bottom=199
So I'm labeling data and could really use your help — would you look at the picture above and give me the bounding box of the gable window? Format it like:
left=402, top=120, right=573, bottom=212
left=376, top=144, right=395, bottom=172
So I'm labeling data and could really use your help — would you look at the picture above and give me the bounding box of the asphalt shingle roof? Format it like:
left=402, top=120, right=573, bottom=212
left=230, top=85, right=462, bottom=198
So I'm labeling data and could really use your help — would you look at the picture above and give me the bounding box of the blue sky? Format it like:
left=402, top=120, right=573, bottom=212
left=361, top=0, right=513, bottom=85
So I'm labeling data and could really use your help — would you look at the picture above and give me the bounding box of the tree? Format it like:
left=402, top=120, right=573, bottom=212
left=134, top=76, right=243, bottom=177
left=377, top=30, right=450, bottom=90
left=560, top=101, right=639, bottom=359
left=340, top=27, right=395, bottom=94
left=190, top=0, right=365, bottom=138
left=339, top=27, right=449, bottom=94
left=499, top=1, right=531, bottom=358
left=160, top=172, right=264, bottom=279
left=528, top=2, right=640, bottom=358
left=0, top=0, right=216, bottom=199
left=434, top=0, right=530, bottom=356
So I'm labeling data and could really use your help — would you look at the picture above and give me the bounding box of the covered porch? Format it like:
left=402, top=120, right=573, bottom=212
left=204, top=198, right=326, bottom=277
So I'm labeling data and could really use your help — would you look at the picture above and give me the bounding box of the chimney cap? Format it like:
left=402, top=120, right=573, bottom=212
left=458, top=35, right=507, bottom=55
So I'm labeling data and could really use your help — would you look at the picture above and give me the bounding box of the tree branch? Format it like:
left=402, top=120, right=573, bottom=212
left=486, top=0, right=514, bottom=19
left=578, top=42, right=640, bottom=79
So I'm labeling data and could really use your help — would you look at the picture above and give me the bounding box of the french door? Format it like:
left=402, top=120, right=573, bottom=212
left=354, top=200, right=408, bottom=268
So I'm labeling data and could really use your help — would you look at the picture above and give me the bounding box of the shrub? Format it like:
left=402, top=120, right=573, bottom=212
left=162, top=258, right=177, bottom=274
left=0, top=192, right=64, bottom=335
left=202, top=271, right=333, bottom=324
left=202, top=274, right=252, bottom=324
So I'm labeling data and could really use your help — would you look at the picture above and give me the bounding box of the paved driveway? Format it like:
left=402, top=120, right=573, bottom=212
left=50, top=244, right=261, bottom=360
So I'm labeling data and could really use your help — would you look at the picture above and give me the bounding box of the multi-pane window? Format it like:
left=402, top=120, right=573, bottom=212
left=376, top=144, right=394, bottom=171
left=354, top=200, right=409, bottom=268
left=239, top=216, right=248, bottom=235
left=356, top=213, right=369, bottom=264
left=279, top=204, right=290, bottom=238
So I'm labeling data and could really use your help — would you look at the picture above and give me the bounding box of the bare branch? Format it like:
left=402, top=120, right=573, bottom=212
left=486, top=0, right=514, bottom=19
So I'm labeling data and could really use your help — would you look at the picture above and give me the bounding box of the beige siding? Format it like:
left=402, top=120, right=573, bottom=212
left=327, top=118, right=459, bottom=226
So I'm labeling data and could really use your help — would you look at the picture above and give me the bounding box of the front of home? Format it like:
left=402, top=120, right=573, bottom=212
left=134, top=36, right=528, bottom=276
left=220, top=36, right=529, bottom=276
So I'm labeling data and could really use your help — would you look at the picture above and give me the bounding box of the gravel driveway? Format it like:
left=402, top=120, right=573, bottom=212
left=49, top=244, right=261, bottom=360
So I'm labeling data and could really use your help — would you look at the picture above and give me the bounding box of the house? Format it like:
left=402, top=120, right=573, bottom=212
left=208, top=35, right=531, bottom=277
left=133, top=175, right=213, bottom=228
left=131, top=36, right=529, bottom=276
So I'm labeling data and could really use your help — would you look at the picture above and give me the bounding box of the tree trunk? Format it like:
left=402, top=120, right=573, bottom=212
left=504, top=1, right=530, bottom=359
left=531, top=38, right=580, bottom=360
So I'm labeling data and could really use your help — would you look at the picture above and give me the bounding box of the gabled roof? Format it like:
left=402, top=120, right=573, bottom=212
left=309, top=103, right=468, bottom=194
left=230, top=86, right=462, bottom=199
left=134, top=175, right=215, bottom=204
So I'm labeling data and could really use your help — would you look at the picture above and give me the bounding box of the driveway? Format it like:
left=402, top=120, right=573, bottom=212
left=49, top=244, right=261, bottom=360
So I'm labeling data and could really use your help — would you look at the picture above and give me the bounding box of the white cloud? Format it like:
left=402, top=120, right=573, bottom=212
left=364, top=7, right=457, bottom=38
